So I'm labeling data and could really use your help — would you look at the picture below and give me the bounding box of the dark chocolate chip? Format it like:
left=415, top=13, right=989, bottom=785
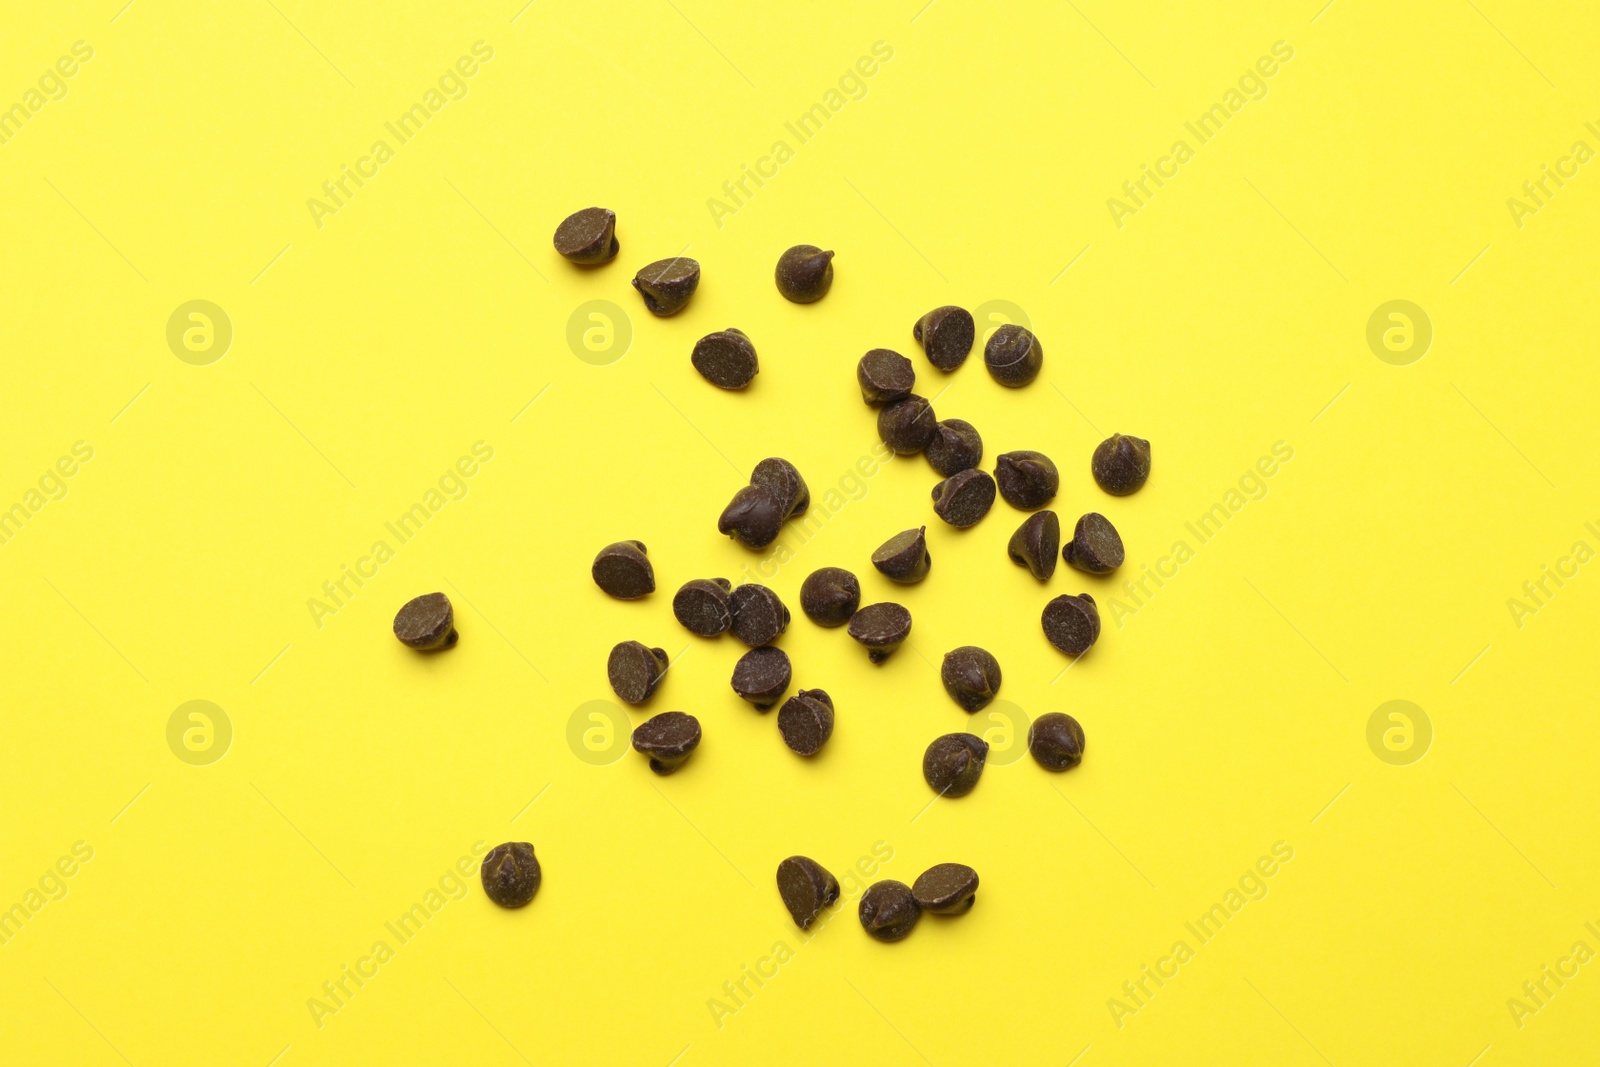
left=859, top=880, right=921, bottom=942
left=800, top=567, right=860, bottom=628
left=393, top=592, right=457, bottom=650
left=731, top=646, right=791, bottom=709
left=607, top=641, right=669, bottom=705
left=1042, top=593, right=1101, bottom=655
left=931, top=469, right=996, bottom=528
left=777, top=856, right=840, bottom=929
left=940, top=646, right=1002, bottom=712
left=994, top=451, right=1058, bottom=510
left=673, top=578, right=733, bottom=637
left=913, top=306, right=975, bottom=371
left=983, top=323, right=1043, bottom=387
left=1092, top=433, right=1151, bottom=495
left=1007, top=511, right=1060, bottom=581
left=872, top=527, right=931, bottom=584
left=692, top=328, right=758, bottom=390
left=847, top=602, right=912, bottom=663
left=592, top=541, right=655, bottom=599
left=632, top=257, right=700, bottom=316
left=857, top=349, right=915, bottom=405
left=778, top=689, right=834, bottom=755
left=718, top=484, right=787, bottom=549
left=631, top=711, right=701, bottom=775
left=750, top=458, right=809, bottom=520
left=1064, top=512, right=1124, bottom=574
left=729, top=584, right=790, bottom=647
left=480, top=841, right=541, bottom=908
left=775, top=244, right=834, bottom=303
left=552, top=207, right=618, bottom=266
left=922, top=733, right=988, bottom=797
left=911, top=863, right=979, bottom=915
left=878, top=394, right=938, bottom=454
left=925, top=419, right=983, bottom=477
left=1028, top=711, right=1086, bottom=771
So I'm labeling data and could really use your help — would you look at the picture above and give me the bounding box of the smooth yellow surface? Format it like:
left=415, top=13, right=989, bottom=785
left=3, top=1, right=1599, bottom=1063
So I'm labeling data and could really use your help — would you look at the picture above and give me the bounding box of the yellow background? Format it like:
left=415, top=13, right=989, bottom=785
left=3, top=0, right=1598, bottom=1063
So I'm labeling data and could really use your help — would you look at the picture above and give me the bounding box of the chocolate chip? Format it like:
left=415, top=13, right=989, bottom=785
left=857, top=349, right=915, bottom=405
left=692, top=328, right=758, bottom=390
left=848, top=602, right=911, bottom=663
left=718, top=459, right=809, bottom=548
left=729, top=584, right=790, bottom=647
left=778, top=689, right=834, bottom=755
left=552, top=207, right=618, bottom=266
left=1092, top=433, right=1151, bottom=495
left=1007, top=511, right=1059, bottom=580
left=983, top=323, right=1043, bottom=387
left=750, top=458, right=809, bottom=520
left=1064, top=512, right=1124, bottom=574
left=673, top=578, right=733, bottom=637
left=632, top=711, right=701, bottom=775
left=632, top=257, right=700, bottom=316
left=940, top=646, right=1001, bottom=712
left=925, top=419, right=983, bottom=477
left=859, top=880, right=921, bottom=942
left=607, top=641, right=669, bottom=704
left=878, top=394, right=937, bottom=454
left=777, top=856, right=840, bottom=929
left=1042, top=593, right=1100, bottom=656
left=800, top=567, right=860, bottom=627
left=931, top=469, right=996, bottom=528
left=913, top=306, right=975, bottom=371
left=922, top=733, right=987, bottom=797
left=872, top=527, right=931, bottom=584
left=911, top=863, right=979, bottom=915
left=480, top=841, right=541, bottom=908
left=1028, top=711, right=1085, bottom=771
left=393, top=592, right=457, bottom=650
left=718, top=484, right=786, bottom=549
left=994, top=451, right=1058, bottom=510
left=731, top=646, right=791, bottom=709
left=591, top=541, right=655, bottom=599
left=775, top=244, right=834, bottom=303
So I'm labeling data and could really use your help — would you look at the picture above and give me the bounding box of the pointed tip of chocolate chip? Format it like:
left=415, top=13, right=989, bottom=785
left=1064, top=512, right=1125, bottom=574
left=775, top=244, right=835, bottom=303
left=872, top=527, right=931, bottom=583
left=1042, top=593, right=1102, bottom=656
left=553, top=207, right=619, bottom=265
left=632, top=257, right=701, bottom=316
left=632, top=711, right=701, bottom=774
left=859, top=880, right=921, bottom=941
left=592, top=541, right=655, bottom=599
left=777, top=856, right=840, bottom=929
left=1092, top=433, right=1152, bottom=495
left=394, top=592, right=456, bottom=650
